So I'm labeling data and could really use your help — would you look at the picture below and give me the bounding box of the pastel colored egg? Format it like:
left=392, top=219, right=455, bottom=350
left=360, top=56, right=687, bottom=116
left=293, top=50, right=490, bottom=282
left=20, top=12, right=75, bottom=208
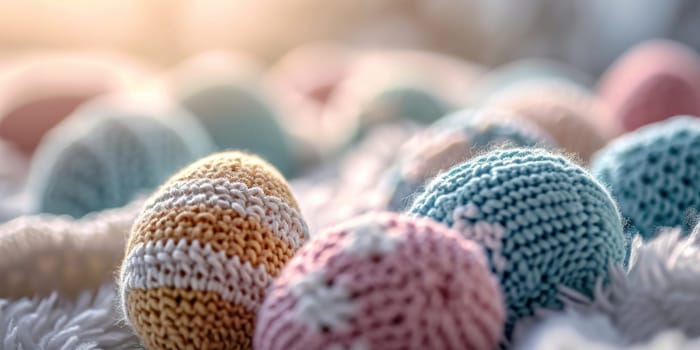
left=174, top=67, right=298, bottom=177
left=265, top=42, right=352, bottom=114
left=358, top=85, right=451, bottom=128
left=591, top=116, right=700, bottom=239
left=598, top=39, right=700, bottom=132
left=255, top=212, right=504, bottom=350
left=323, top=49, right=484, bottom=145
left=120, top=151, right=309, bottom=350
left=485, top=80, right=612, bottom=163
left=264, top=42, right=356, bottom=164
left=469, top=59, right=594, bottom=104
left=28, top=102, right=212, bottom=218
left=383, top=108, right=554, bottom=211
left=410, top=148, right=626, bottom=338
left=0, top=52, right=149, bottom=154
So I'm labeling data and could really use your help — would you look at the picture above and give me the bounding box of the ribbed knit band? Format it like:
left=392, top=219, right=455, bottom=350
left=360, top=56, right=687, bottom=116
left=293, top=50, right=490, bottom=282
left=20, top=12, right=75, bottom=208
left=120, top=151, right=308, bottom=350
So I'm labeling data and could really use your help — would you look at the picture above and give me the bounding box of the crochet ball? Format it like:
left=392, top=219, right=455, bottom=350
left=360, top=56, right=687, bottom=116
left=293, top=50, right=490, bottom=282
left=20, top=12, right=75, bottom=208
left=254, top=212, right=504, bottom=350
left=29, top=104, right=212, bottom=218
left=409, top=148, right=626, bottom=335
left=384, top=108, right=554, bottom=210
left=591, top=116, right=700, bottom=240
left=598, top=39, right=700, bottom=132
left=177, top=80, right=298, bottom=177
left=120, top=152, right=309, bottom=350
left=485, top=80, right=611, bottom=163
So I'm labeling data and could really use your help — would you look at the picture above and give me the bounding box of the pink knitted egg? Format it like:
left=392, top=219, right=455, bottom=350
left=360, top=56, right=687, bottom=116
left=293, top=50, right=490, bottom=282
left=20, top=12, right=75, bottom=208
left=598, top=39, right=700, bottom=132
left=0, top=52, right=148, bottom=154
left=254, top=212, right=505, bottom=350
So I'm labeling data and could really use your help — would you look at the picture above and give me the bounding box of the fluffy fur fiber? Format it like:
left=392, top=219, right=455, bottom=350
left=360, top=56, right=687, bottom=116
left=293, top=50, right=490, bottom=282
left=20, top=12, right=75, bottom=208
left=513, top=227, right=700, bottom=348
left=2, top=185, right=700, bottom=348
left=560, top=228, right=700, bottom=342
left=0, top=283, right=141, bottom=350
left=516, top=310, right=700, bottom=350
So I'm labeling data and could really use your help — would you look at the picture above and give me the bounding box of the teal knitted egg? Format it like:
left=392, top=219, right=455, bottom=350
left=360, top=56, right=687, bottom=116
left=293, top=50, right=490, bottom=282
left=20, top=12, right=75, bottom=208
left=591, top=116, right=700, bottom=239
left=177, top=81, right=298, bottom=177
left=29, top=103, right=213, bottom=218
left=409, top=148, right=626, bottom=337
left=384, top=108, right=554, bottom=210
left=360, top=85, right=451, bottom=127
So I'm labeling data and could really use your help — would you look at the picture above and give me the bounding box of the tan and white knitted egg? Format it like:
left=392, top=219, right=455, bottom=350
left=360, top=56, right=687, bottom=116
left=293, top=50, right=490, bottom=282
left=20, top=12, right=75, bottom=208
left=119, top=151, right=309, bottom=350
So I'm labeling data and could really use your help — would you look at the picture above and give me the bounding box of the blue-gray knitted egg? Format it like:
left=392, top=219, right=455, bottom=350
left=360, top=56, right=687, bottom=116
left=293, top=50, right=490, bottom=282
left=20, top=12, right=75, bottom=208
left=29, top=103, right=213, bottom=218
left=409, top=148, right=626, bottom=338
left=176, top=79, right=298, bottom=177
left=591, top=116, right=700, bottom=240
left=383, top=108, right=554, bottom=211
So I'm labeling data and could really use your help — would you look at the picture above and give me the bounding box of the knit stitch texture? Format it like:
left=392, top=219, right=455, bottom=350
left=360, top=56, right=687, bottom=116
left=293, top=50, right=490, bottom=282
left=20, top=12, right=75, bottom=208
left=119, top=151, right=308, bottom=350
left=591, top=116, right=700, bottom=239
left=384, top=108, right=553, bottom=210
left=254, top=212, right=505, bottom=350
left=409, top=148, right=626, bottom=337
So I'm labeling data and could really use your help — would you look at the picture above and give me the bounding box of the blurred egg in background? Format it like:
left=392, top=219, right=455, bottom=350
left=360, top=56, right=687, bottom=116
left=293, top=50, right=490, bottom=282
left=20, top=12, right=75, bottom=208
left=0, top=2, right=700, bottom=350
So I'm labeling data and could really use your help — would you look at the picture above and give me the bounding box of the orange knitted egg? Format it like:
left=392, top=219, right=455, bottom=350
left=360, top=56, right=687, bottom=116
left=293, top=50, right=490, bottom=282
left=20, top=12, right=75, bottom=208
left=119, top=152, right=309, bottom=350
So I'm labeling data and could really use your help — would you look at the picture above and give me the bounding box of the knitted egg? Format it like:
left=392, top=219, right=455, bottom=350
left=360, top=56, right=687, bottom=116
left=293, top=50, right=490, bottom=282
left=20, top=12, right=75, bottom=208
left=254, top=212, right=504, bottom=350
left=265, top=42, right=351, bottom=112
left=0, top=52, right=147, bottom=154
left=265, top=43, right=358, bottom=162
left=591, top=116, right=700, bottom=240
left=176, top=79, right=298, bottom=177
left=120, top=152, right=309, bottom=350
left=469, top=59, right=594, bottom=104
left=383, top=108, right=554, bottom=211
left=322, top=49, right=483, bottom=146
left=341, top=49, right=485, bottom=109
left=409, top=148, right=626, bottom=336
left=359, top=85, right=451, bottom=127
left=598, top=39, right=700, bottom=132
left=28, top=103, right=212, bottom=218
left=485, top=80, right=611, bottom=163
